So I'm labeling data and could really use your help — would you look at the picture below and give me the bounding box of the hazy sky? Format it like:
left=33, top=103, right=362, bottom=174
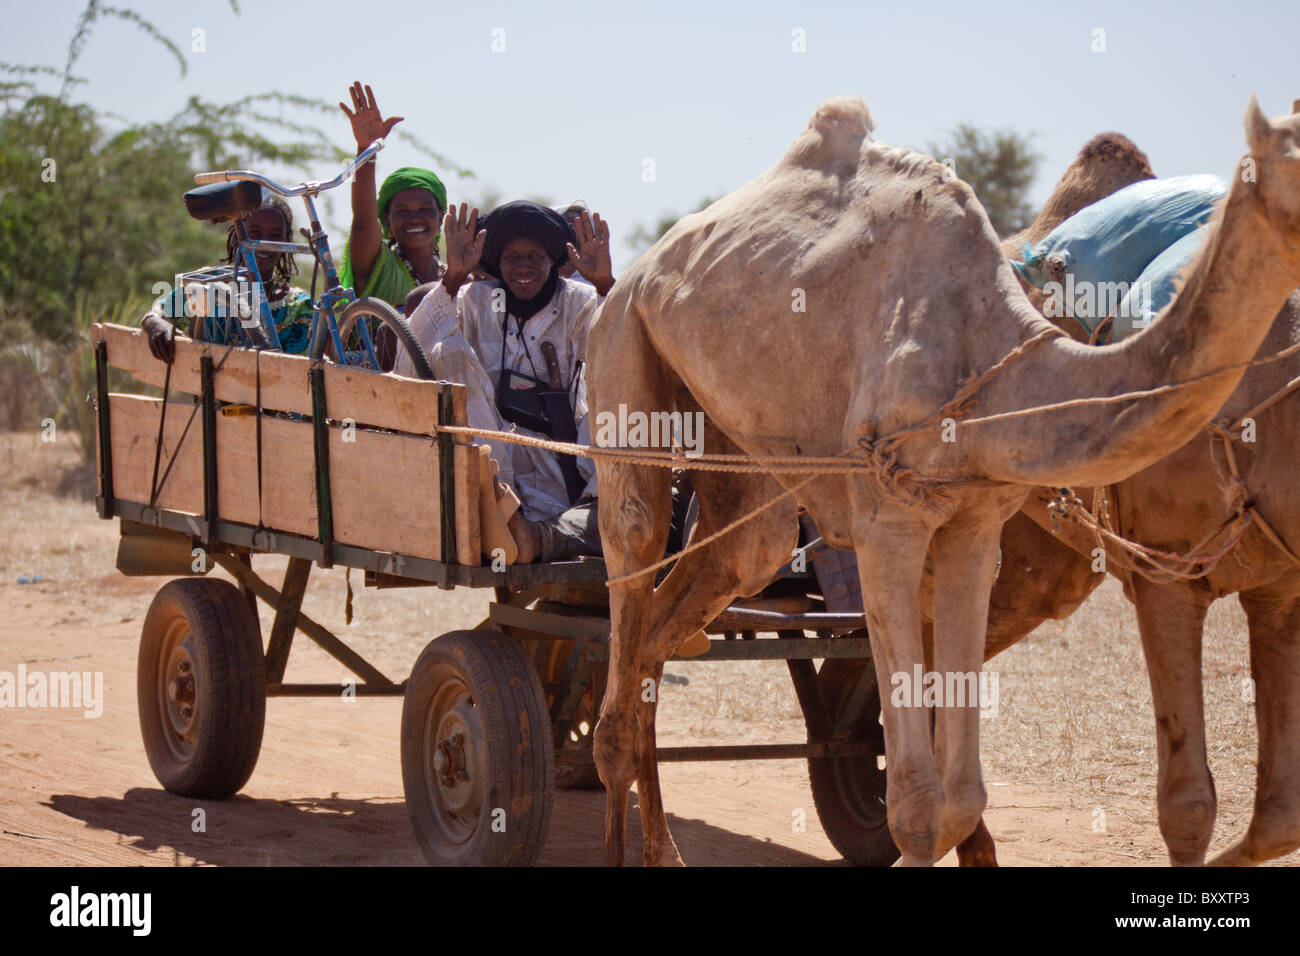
left=5, top=0, right=1297, bottom=271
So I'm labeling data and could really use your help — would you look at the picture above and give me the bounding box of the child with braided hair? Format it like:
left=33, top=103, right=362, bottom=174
left=140, top=194, right=313, bottom=362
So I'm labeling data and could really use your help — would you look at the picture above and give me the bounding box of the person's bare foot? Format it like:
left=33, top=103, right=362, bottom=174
left=508, top=511, right=544, bottom=563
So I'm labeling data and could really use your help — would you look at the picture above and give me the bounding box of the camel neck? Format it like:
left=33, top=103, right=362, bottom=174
left=960, top=161, right=1300, bottom=489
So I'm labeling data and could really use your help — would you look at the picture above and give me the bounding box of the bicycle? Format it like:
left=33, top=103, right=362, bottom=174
left=177, top=138, right=434, bottom=379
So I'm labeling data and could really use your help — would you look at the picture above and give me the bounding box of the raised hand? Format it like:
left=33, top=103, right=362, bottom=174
left=442, top=203, right=486, bottom=293
left=565, top=211, right=615, bottom=296
left=339, top=81, right=403, bottom=153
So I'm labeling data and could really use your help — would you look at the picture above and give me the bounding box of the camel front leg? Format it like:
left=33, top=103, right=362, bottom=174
left=1212, top=589, right=1300, bottom=865
left=1132, top=577, right=1216, bottom=865
left=928, top=496, right=1019, bottom=859
left=853, top=508, right=943, bottom=865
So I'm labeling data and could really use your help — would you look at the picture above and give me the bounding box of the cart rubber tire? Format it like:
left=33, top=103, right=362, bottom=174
left=137, top=578, right=266, bottom=799
left=333, top=296, right=435, bottom=380
left=807, top=658, right=899, bottom=866
left=402, top=629, right=555, bottom=865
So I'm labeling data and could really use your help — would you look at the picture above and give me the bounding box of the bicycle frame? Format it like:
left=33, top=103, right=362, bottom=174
left=193, top=139, right=389, bottom=370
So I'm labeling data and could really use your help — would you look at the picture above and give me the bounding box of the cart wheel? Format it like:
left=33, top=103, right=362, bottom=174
left=137, top=578, right=266, bottom=799
left=807, top=658, right=899, bottom=866
left=533, top=639, right=603, bottom=791
left=402, top=630, right=554, bottom=865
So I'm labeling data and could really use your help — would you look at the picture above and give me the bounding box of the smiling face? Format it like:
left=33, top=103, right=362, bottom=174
left=243, top=207, right=290, bottom=280
left=386, top=187, right=442, bottom=252
left=499, top=237, right=554, bottom=300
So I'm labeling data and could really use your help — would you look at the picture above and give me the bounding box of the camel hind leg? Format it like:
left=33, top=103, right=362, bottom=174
left=589, top=310, right=677, bottom=866
left=632, top=457, right=800, bottom=865
left=1211, top=588, right=1300, bottom=865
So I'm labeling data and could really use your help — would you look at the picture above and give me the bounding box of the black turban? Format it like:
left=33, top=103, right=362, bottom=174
left=479, top=200, right=576, bottom=280
left=479, top=200, right=581, bottom=320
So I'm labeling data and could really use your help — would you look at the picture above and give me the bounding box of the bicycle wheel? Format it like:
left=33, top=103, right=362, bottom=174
left=318, top=296, right=436, bottom=380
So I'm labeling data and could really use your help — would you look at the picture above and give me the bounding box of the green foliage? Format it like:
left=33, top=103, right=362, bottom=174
left=3, top=292, right=150, bottom=465
left=926, top=124, right=1041, bottom=237
left=0, top=1, right=469, bottom=345
left=626, top=197, right=716, bottom=255
left=0, top=95, right=224, bottom=342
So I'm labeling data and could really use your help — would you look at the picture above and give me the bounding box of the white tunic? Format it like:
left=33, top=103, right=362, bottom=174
left=396, top=277, right=599, bottom=520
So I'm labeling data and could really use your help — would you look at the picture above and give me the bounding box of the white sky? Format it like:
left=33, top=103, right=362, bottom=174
left=4, top=0, right=1297, bottom=272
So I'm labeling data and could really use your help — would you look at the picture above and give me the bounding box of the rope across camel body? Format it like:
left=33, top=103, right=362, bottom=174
left=427, top=329, right=1300, bottom=586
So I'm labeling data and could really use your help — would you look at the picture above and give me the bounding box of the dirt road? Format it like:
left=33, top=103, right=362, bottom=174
left=2, top=430, right=1287, bottom=866
left=1, top=562, right=1173, bottom=867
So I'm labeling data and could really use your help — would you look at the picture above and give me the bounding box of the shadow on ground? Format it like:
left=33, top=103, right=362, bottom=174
left=46, top=787, right=836, bottom=866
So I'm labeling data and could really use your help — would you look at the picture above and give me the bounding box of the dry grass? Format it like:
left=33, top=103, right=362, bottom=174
left=0, top=429, right=1281, bottom=861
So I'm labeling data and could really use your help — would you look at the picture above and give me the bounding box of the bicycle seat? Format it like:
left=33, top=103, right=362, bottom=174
left=183, top=180, right=263, bottom=224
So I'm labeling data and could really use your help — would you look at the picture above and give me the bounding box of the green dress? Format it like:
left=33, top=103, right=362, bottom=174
left=339, top=241, right=417, bottom=310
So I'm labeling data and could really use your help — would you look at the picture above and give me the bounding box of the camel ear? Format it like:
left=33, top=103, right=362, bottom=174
left=1245, top=95, right=1274, bottom=153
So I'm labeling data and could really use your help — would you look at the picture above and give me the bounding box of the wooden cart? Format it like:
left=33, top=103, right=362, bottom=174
left=91, top=322, right=894, bottom=866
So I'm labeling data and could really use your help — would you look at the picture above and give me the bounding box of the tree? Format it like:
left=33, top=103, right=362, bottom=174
left=0, top=1, right=469, bottom=343
left=926, top=124, right=1041, bottom=237
left=625, top=197, right=716, bottom=256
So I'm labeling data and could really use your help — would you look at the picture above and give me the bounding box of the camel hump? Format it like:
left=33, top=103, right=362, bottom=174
left=1078, top=132, right=1154, bottom=177
left=789, top=97, right=874, bottom=170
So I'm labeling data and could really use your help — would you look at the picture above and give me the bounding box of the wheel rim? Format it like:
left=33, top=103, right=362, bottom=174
left=421, top=674, right=487, bottom=847
left=156, top=616, right=201, bottom=764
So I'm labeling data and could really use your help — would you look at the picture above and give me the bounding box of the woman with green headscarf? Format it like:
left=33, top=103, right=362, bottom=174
left=338, top=82, right=447, bottom=311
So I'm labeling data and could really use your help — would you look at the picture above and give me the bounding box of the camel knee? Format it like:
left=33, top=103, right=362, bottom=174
left=594, top=710, right=637, bottom=790
left=1157, top=778, right=1216, bottom=864
left=602, top=492, right=668, bottom=564
left=886, top=762, right=944, bottom=864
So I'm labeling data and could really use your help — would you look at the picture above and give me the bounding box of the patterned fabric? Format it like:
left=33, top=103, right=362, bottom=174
left=159, top=285, right=314, bottom=354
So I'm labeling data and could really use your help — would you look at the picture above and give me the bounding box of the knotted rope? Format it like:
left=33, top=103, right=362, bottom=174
left=432, top=329, right=1300, bottom=586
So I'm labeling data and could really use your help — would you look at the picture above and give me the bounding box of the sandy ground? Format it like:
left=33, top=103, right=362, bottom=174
left=0, top=431, right=1294, bottom=866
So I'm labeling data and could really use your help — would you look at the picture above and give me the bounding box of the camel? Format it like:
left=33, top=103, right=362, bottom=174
left=923, top=132, right=1158, bottom=867
left=585, top=94, right=1300, bottom=866
left=956, top=107, right=1300, bottom=867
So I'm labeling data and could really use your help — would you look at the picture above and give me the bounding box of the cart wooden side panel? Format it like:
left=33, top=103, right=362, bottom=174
left=92, top=322, right=481, bottom=567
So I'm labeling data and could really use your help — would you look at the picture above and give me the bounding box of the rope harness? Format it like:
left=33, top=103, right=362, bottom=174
left=434, top=329, right=1300, bottom=588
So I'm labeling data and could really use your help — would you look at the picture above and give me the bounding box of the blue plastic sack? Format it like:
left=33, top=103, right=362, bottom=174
left=1110, top=227, right=1209, bottom=341
left=1014, top=174, right=1226, bottom=332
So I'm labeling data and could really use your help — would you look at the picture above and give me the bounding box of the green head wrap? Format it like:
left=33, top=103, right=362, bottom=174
left=378, top=167, right=447, bottom=242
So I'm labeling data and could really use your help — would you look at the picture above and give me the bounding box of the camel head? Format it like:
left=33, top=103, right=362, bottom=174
left=1244, top=96, right=1300, bottom=259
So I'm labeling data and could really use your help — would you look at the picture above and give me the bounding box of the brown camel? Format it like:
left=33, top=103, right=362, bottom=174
left=959, top=136, right=1300, bottom=869
left=954, top=104, right=1300, bottom=868
left=586, top=95, right=1300, bottom=866
left=931, top=132, right=1158, bottom=867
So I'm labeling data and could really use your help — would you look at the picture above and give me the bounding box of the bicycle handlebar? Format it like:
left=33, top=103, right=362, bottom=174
left=193, top=139, right=386, bottom=195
